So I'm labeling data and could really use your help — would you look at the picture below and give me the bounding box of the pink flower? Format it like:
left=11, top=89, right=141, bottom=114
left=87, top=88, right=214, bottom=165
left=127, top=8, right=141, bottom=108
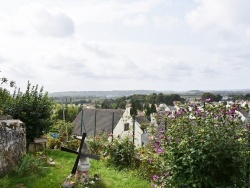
left=148, top=158, right=153, bottom=164
left=157, top=148, right=164, bottom=154
left=205, top=98, right=211, bottom=102
left=152, top=175, right=159, bottom=181
left=229, top=109, right=235, bottom=114
left=196, top=109, right=201, bottom=115
left=177, top=110, right=182, bottom=115
left=166, top=137, right=171, bottom=141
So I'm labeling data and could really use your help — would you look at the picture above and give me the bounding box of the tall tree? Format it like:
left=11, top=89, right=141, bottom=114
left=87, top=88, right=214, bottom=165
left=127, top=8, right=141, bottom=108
left=202, top=92, right=221, bottom=102
left=4, top=81, right=54, bottom=142
left=150, top=103, right=157, bottom=113
left=130, top=100, right=138, bottom=117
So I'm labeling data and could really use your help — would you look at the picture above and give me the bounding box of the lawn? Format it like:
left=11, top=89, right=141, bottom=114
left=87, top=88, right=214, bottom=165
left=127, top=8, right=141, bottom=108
left=0, top=149, right=151, bottom=188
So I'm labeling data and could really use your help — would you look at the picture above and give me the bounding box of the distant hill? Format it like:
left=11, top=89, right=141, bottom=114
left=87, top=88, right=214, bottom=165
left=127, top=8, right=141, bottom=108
left=48, top=90, right=169, bottom=98
left=48, top=89, right=250, bottom=98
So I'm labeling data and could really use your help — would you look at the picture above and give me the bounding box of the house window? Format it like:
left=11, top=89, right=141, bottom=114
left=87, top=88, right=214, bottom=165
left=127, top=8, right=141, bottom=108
left=124, top=123, right=129, bottom=131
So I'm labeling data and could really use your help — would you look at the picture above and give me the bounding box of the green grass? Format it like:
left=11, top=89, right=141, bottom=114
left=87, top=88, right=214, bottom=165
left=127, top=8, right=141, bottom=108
left=0, top=150, right=151, bottom=188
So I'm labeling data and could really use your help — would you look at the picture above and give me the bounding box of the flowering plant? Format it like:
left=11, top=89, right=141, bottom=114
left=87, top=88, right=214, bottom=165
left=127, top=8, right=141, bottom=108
left=151, top=102, right=248, bottom=187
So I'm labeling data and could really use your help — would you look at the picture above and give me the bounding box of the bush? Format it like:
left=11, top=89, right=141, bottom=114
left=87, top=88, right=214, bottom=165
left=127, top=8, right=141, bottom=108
left=136, top=142, right=163, bottom=181
left=152, top=102, right=248, bottom=187
left=65, top=139, right=80, bottom=151
left=47, top=138, right=62, bottom=149
left=87, top=133, right=109, bottom=155
left=105, top=136, right=135, bottom=169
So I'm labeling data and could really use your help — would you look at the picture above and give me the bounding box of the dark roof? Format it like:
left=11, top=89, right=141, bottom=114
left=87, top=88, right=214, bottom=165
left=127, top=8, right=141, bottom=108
left=73, top=108, right=124, bottom=136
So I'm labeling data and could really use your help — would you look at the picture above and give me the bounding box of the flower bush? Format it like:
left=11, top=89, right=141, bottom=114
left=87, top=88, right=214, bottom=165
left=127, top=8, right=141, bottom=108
left=105, top=136, right=136, bottom=169
left=87, top=133, right=109, bottom=155
left=47, top=138, right=62, bottom=149
left=152, top=102, right=249, bottom=187
left=136, top=139, right=164, bottom=181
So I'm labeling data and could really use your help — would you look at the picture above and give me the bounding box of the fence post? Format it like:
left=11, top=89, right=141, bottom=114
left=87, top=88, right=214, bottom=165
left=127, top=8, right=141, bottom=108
left=94, top=110, right=97, bottom=137
left=112, top=111, right=114, bottom=142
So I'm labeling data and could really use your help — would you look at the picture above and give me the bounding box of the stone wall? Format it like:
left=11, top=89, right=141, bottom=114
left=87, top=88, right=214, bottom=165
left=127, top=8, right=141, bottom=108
left=0, top=117, right=26, bottom=176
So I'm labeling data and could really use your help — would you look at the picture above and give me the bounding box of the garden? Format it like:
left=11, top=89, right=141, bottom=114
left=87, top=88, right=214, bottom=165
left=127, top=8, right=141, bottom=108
left=0, top=80, right=250, bottom=187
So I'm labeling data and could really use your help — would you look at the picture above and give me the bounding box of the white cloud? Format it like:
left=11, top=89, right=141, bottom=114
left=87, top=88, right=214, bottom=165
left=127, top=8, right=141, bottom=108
left=123, top=14, right=147, bottom=26
left=67, top=0, right=163, bottom=24
left=186, top=0, right=250, bottom=37
left=32, top=10, right=75, bottom=37
left=153, top=16, right=181, bottom=31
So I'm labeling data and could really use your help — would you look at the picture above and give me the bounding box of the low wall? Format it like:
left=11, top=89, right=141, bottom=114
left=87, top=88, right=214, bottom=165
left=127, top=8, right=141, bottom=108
left=0, top=118, right=26, bottom=176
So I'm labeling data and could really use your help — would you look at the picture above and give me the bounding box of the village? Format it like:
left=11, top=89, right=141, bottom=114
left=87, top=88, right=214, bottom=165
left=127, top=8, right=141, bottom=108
left=1, top=86, right=250, bottom=187
left=1, top=1, right=250, bottom=187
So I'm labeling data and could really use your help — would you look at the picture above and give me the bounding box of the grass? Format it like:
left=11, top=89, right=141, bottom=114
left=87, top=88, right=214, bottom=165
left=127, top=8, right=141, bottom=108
left=0, top=149, right=151, bottom=188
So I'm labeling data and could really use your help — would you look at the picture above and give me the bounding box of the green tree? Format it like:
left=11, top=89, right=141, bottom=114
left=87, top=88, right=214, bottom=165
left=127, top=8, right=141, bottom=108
left=150, top=103, right=157, bottom=113
left=145, top=103, right=151, bottom=118
left=244, top=94, right=250, bottom=100
left=157, top=93, right=165, bottom=104
left=4, top=81, right=54, bottom=142
left=55, top=104, right=81, bottom=122
left=201, top=92, right=217, bottom=102
left=130, top=100, right=138, bottom=117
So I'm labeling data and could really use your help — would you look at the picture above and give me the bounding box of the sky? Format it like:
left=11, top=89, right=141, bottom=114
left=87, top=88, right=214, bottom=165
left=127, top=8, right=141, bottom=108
left=0, top=0, right=249, bottom=93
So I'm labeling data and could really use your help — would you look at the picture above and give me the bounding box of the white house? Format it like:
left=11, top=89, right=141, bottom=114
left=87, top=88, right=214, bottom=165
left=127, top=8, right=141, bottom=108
left=73, top=107, right=150, bottom=147
left=112, top=107, right=150, bottom=147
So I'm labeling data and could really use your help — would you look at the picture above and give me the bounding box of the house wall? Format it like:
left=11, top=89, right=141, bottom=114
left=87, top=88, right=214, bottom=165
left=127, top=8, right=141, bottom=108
left=113, top=108, right=143, bottom=147
left=0, top=118, right=26, bottom=176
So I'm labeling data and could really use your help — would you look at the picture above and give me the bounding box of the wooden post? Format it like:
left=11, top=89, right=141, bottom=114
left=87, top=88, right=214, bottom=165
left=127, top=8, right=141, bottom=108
left=112, top=111, right=114, bottom=142
left=133, top=115, right=135, bottom=145
left=80, top=109, right=84, bottom=135
left=94, top=110, right=97, bottom=137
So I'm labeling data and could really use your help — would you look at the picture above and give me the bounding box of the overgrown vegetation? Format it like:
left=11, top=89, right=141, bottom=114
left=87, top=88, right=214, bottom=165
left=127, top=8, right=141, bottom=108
left=150, top=102, right=249, bottom=187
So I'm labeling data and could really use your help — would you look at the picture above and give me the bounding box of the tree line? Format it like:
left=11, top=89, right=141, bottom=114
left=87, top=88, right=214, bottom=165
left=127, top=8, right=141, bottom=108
left=100, top=93, right=185, bottom=110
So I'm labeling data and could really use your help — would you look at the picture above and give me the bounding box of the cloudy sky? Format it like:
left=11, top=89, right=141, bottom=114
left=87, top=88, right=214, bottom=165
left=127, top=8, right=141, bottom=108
left=0, top=0, right=249, bottom=93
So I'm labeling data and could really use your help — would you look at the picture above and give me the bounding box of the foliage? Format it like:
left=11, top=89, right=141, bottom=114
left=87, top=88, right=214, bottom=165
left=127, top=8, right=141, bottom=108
left=15, top=153, right=49, bottom=177
left=0, top=72, right=15, bottom=114
left=65, top=138, right=81, bottom=151
left=88, top=133, right=109, bottom=155
left=0, top=88, right=11, bottom=115
left=100, top=93, right=185, bottom=110
left=53, top=103, right=81, bottom=122
left=201, top=92, right=222, bottom=102
left=151, top=102, right=248, bottom=187
left=4, top=81, right=54, bottom=142
left=47, top=138, right=62, bottom=149
left=150, top=103, right=157, bottom=114
left=136, top=144, right=163, bottom=181
left=130, top=99, right=138, bottom=117
left=105, top=136, right=136, bottom=169
left=0, top=72, right=16, bottom=88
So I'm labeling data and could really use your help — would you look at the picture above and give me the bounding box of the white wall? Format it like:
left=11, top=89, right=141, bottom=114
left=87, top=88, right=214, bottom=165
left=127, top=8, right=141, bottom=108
left=113, top=107, right=143, bottom=147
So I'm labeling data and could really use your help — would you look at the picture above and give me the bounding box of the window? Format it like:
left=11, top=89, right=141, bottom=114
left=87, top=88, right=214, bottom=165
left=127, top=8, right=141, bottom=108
left=124, top=123, right=129, bottom=131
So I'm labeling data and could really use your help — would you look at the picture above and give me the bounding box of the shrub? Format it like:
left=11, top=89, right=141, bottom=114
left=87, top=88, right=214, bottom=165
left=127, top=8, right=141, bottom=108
left=47, top=138, right=62, bottom=149
left=136, top=141, right=163, bottom=181
left=152, top=102, right=248, bottom=187
left=105, top=136, right=135, bottom=169
left=65, top=139, right=80, bottom=151
left=87, top=133, right=109, bottom=155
